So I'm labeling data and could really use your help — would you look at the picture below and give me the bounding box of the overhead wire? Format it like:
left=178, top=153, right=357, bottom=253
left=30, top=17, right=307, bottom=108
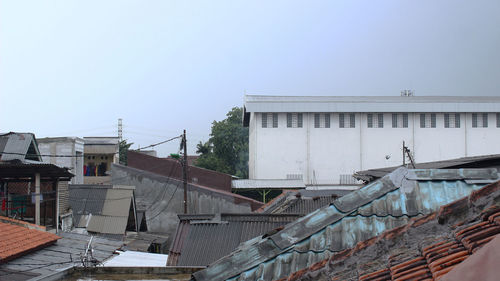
left=0, top=134, right=183, bottom=158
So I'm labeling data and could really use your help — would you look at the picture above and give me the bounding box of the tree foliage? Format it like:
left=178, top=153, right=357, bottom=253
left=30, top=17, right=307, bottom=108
left=119, top=140, right=133, bottom=165
left=195, top=107, right=249, bottom=178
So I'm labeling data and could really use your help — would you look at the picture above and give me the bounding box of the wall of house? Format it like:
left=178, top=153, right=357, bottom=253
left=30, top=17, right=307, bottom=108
left=249, top=112, right=500, bottom=184
left=111, top=164, right=258, bottom=242
left=38, top=139, right=84, bottom=184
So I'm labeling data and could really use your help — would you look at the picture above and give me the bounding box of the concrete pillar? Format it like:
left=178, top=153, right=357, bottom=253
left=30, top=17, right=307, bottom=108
left=35, top=173, right=40, bottom=225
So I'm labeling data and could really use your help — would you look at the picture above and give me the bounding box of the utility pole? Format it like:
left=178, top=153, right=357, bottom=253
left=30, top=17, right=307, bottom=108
left=182, top=130, right=188, bottom=214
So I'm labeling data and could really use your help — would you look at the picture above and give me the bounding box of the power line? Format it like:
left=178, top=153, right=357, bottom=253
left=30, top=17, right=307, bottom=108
left=134, top=135, right=182, bottom=151
left=0, top=134, right=183, bottom=158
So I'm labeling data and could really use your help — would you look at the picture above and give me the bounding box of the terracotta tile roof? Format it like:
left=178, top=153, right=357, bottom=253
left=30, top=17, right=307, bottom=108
left=0, top=216, right=60, bottom=264
left=277, top=179, right=500, bottom=281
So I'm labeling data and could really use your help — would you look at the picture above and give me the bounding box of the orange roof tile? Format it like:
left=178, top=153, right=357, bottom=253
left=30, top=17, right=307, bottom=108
left=0, top=216, right=60, bottom=264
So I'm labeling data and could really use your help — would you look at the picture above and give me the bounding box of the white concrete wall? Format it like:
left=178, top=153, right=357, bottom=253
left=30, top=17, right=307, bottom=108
left=249, top=112, right=500, bottom=184
left=38, top=139, right=84, bottom=184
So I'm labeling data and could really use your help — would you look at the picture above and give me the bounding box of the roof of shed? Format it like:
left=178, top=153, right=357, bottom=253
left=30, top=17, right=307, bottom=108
left=0, top=132, right=42, bottom=162
left=258, top=189, right=352, bottom=215
left=0, top=216, right=60, bottom=264
left=167, top=213, right=301, bottom=267
left=276, top=178, right=500, bottom=281
left=0, top=159, right=74, bottom=180
left=69, top=185, right=134, bottom=235
left=354, top=154, right=500, bottom=182
left=192, top=167, right=500, bottom=281
left=232, top=179, right=306, bottom=189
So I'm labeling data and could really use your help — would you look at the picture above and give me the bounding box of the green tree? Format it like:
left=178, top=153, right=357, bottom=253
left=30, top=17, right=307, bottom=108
left=195, top=107, right=249, bottom=178
left=119, top=140, right=133, bottom=165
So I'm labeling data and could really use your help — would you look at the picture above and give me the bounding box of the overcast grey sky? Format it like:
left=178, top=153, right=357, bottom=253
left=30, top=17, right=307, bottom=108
left=1, top=1, right=500, bottom=156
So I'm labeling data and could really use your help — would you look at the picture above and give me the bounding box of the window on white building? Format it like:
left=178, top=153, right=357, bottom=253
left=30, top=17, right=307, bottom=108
left=420, top=113, right=436, bottom=128
left=497, top=113, right=500, bottom=128
left=392, top=113, right=408, bottom=128
left=367, top=113, right=384, bottom=128
left=287, top=113, right=303, bottom=128
left=262, top=113, right=278, bottom=128
left=339, top=113, right=355, bottom=128
left=444, top=113, right=460, bottom=128
left=472, top=113, right=488, bottom=128
left=314, top=113, right=331, bottom=128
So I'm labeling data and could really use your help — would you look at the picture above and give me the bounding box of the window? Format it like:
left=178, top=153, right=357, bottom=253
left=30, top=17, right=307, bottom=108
left=472, top=113, right=488, bottom=128
left=262, top=113, right=278, bottom=128
left=339, top=113, right=355, bottom=128
left=444, top=113, right=460, bottom=128
left=367, top=113, right=384, bottom=128
left=392, top=113, right=409, bottom=128
left=287, top=113, right=303, bottom=128
left=314, top=113, right=331, bottom=128
left=420, top=113, right=436, bottom=128
left=497, top=113, right=500, bottom=128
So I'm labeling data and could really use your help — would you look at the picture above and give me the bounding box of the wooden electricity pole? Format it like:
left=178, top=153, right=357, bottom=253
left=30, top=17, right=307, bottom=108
left=182, top=130, right=188, bottom=214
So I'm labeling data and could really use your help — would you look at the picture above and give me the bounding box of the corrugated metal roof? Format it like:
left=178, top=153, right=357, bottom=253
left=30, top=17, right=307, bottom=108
left=69, top=184, right=134, bottom=235
left=261, top=190, right=352, bottom=215
left=0, top=132, right=42, bottom=161
left=244, top=95, right=500, bottom=113
left=167, top=214, right=301, bottom=267
left=192, top=167, right=500, bottom=281
left=354, top=154, right=500, bottom=182
left=232, top=179, right=306, bottom=189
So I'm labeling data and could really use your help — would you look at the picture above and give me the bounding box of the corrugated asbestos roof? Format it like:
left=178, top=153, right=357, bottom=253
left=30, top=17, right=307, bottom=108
left=69, top=185, right=134, bottom=235
left=259, top=189, right=352, bottom=215
left=276, top=179, right=500, bottom=281
left=354, top=154, right=500, bottom=182
left=192, top=167, right=500, bottom=281
left=243, top=95, right=500, bottom=113
left=167, top=214, right=301, bottom=267
left=232, top=179, right=306, bottom=189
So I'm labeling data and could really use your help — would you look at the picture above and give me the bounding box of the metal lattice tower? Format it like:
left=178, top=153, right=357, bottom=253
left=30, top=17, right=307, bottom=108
left=118, top=118, right=123, bottom=141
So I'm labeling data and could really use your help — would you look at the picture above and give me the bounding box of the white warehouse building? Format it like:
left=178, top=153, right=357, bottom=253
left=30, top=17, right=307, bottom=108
left=243, top=95, right=500, bottom=186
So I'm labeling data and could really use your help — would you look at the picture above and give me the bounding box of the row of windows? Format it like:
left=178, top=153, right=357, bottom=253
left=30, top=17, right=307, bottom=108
left=262, top=113, right=500, bottom=129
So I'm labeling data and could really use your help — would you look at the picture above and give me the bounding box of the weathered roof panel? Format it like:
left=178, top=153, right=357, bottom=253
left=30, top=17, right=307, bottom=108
left=168, top=214, right=301, bottom=267
left=353, top=154, right=500, bottom=182
left=193, top=167, right=500, bottom=281
left=0, top=132, right=41, bottom=161
left=68, top=184, right=134, bottom=235
left=232, top=179, right=306, bottom=189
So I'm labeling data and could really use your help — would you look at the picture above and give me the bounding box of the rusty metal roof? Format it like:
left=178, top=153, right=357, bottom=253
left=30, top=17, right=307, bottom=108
left=167, top=213, right=301, bottom=267
left=192, top=167, right=500, bottom=281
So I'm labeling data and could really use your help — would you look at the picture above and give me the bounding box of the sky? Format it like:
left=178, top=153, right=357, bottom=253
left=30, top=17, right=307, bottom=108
left=1, top=0, right=500, bottom=156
